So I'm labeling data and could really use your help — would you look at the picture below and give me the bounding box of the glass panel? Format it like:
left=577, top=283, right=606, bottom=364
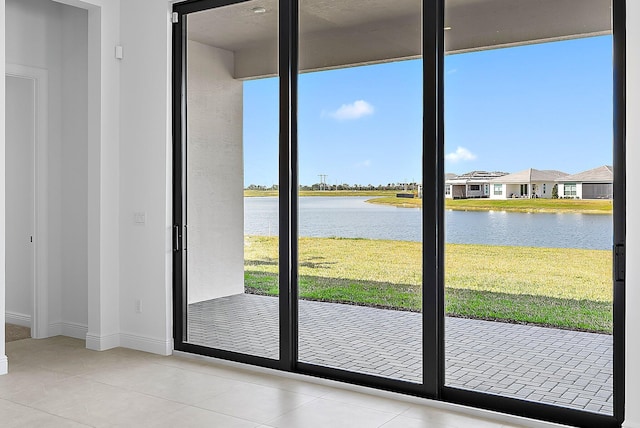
left=444, top=0, right=614, bottom=414
left=297, top=0, right=423, bottom=382
left=184, top=1, right=279, bottom=359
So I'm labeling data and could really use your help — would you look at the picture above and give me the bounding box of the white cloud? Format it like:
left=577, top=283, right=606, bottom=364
left=355, top=159, right=372, bottom=168
left=328, top=100, right=374, bottom=120
left=445, top=147, right=477, bottom=163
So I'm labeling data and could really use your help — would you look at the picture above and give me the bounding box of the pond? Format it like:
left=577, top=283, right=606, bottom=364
left=244, top=196, right=612, bottom=250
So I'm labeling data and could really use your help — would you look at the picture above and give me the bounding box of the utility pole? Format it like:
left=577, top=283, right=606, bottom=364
left=318, top=174, right=328, bottom=191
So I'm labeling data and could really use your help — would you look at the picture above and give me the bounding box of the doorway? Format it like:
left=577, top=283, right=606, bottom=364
left=5, top=64, right=49, bottom=340
left=5, top=75, right=35, bottom=337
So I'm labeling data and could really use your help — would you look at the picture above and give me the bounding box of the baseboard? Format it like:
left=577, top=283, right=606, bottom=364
left=5, top=317, right=170, bottom=356
left=85, top=332, right=120, bottom=351
left=120, top=332, right=172, bottom=356
left=7, top=316, right=87, bottom=340
left=0, top=355, right=8, bottom=375
left=84, top=332, right=171, bottom=355
left=48, top=321, right=88, bottom=340
left=5, top=312, right=31, bottom=328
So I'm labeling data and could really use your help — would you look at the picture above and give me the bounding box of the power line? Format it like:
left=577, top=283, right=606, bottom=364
left=318, top=174, right=328, bottom=190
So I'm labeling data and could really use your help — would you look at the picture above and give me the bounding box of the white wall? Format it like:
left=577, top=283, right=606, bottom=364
left=624, top=2, right=640, bottom=426
left=530, top=181, right=554, bottom=198
left=60, top=4, right=88, bottom=336
left=505, top=184, right=520, bottom=198
left=118, top=0, right=171, bottom=354
left=66, top=0, right=121, bottom=352
left=558, top=183, right=566, bottom=198
left=0, top=0, right=6, bottom=377
left=186, top=40, right=244, bottom=304
left=5, top=0, right=88, bottom=337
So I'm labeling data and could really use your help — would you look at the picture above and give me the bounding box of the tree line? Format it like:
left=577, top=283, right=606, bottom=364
left=246, top=183, right=420, bottom=191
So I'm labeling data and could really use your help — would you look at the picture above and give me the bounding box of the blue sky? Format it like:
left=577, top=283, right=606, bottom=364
left=243, top=35, right=613, bottom=187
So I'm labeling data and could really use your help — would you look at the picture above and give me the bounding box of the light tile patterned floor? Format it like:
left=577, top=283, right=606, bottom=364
left=188, top=293, right=613, bottom=414
left=1, top=336, right=564, bottom=428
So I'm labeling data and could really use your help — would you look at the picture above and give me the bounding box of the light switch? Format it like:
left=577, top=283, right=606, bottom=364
left=134, top=212, right=146, bottom=224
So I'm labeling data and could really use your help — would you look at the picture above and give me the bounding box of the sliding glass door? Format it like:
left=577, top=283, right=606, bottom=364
left=442, top=0, right=618, bottom=419
left=296, top=0, right=424, bottom=384
left=175, top=0, right=280, bottom=361
left=172, top=0, right=625, bottom=426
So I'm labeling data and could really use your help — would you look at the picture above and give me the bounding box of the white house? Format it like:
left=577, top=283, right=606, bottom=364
left=445, top=171, right=508, bottom=199
left=489, top=168, right=568, bottom=199
left=556, top=165, right=614, bottom=199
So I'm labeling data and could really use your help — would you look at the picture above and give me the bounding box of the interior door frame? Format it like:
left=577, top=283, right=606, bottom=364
left=5, top=64, right=49, bottom=340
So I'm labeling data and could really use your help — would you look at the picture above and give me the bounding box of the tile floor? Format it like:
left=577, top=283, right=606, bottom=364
left=0, top=337, right=571, bottom=428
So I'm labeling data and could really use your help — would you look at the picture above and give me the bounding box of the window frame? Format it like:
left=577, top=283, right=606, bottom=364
left=170, top=0, right=626, bottom=426
left=565, top=182, right=577, bottom=197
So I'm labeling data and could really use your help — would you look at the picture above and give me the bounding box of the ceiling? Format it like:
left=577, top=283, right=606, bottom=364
left=187, top=0, right=612, bottom=79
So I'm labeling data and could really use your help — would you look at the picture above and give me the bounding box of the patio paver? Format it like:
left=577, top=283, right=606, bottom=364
left=188, top=293, right=613, bottom=414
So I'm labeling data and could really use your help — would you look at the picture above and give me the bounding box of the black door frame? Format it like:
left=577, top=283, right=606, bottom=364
left=171, top=0, right=626, bottom=426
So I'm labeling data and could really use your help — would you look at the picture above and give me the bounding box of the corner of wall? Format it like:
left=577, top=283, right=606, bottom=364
left=48, top=321, right=88, bottom=340
left=86, top=331, right=171, bottom=356
left=5, top=312, right=30, bottom=328
left=85, top=332, right=120, bottom=351
left=0, top=0, right=7, bottom=369
left=0, top=355, right=7, bottom=375
left=117, top=0, right=172, bottom=356
left=119, top=332, right=172, bottom=356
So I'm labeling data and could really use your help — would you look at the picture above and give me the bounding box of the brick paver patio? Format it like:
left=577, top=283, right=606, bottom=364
left=188, top=293, right=613, bottom=414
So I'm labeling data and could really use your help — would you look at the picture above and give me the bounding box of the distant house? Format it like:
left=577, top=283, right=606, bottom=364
left=445, top=171, right=509, bottom=199
left=444, top=173, right=456, bottom=198
left=489, top=168, right=568, bottom=199
left=555, top=165, right=613, bottom=199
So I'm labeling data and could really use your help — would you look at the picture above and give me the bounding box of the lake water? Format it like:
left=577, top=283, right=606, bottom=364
left=244, top=196, right=613, bottom=250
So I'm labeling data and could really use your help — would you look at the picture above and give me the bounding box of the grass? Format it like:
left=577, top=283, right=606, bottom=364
left=245, top=190, right=612, bottom=214
left=244, top=236, right=613, bottom=333
left=367, top=197, right=613, bottom=214
left=366, top=197, right=422, bottom=208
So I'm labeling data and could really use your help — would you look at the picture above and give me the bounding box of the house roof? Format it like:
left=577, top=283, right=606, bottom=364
left=491, top=168, right=568, bottom=183
left=446, top=170, right=509, bottom=184
left=555, top=165, right=613, bottom=183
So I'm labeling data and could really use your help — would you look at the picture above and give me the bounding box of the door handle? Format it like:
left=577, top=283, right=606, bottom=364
left=173, top=225, right=180, bottom=252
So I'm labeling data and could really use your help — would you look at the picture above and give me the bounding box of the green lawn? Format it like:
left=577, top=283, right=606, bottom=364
left=245, top=191, right=612, bottom=214
left=445, top=198, right=612, bottom=213
left=367, top=197, right=613, bottom=214
left=366, top=196, right=422, bottom=208
left=244, top=236, right=612, bottom=333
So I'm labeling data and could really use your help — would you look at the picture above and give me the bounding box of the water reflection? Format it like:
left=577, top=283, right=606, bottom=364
left=244, top=196, right=612, bottom=250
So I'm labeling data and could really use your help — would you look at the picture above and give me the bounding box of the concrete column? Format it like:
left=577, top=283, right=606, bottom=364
left=186, top=40, right=244, bottom=304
